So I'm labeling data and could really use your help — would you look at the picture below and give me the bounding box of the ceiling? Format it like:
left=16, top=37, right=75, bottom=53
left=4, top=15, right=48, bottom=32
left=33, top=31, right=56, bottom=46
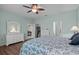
left=0, top=4, right=79, bottom=18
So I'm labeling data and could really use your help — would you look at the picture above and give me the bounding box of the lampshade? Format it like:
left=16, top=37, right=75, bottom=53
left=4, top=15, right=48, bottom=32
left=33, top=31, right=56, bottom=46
left=70, top=26, right=79, bottom=32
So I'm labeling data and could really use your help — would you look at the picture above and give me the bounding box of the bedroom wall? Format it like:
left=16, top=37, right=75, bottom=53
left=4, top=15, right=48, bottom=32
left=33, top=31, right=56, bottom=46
left=0, top=8, right=79, bottom=46
left=34, top=9, right=77, bottom=37
left=0, top=10, right=32, bottom=46
left=77, top=8, right=79, bottom=26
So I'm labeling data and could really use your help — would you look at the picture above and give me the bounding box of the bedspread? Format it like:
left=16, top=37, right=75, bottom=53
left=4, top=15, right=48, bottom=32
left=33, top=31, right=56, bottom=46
left=20, top=36, right=79, bottom=55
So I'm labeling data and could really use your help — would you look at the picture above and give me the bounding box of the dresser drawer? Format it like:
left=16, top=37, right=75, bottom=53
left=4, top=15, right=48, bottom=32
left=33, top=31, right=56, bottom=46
left=6, top=33, right=24, bottom=46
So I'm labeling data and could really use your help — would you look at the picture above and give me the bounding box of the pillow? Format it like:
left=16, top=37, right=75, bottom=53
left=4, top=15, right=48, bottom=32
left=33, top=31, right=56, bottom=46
left=69, top=33, right=79, bottom=40
left=69, top=34, right=79, bottom=45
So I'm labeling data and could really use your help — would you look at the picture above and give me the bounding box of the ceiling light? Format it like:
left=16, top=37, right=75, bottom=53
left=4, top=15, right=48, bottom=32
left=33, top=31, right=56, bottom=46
left=32, top=9, right=37, bottom=13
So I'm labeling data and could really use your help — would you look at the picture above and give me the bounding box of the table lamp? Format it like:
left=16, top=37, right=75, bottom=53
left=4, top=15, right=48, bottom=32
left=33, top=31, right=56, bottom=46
left=70, top=26, right=79, bottom=34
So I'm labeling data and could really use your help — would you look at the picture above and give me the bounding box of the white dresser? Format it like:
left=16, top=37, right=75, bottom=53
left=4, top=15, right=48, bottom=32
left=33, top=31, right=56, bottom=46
left=6, top=33, right=24, bottom=46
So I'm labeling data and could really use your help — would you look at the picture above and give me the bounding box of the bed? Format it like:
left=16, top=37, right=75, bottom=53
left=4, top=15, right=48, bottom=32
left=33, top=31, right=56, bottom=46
left=20, top=36, right=79, bottom=55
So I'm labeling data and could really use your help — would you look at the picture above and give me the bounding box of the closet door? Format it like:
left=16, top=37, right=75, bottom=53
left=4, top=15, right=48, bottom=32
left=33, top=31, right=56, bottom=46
left=41, top=25, right=50, bottom=36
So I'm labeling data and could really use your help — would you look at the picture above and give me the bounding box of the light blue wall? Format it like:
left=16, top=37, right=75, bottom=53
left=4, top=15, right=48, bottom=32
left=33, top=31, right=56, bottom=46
left=0, top=10, right=31, bottom=46
left=0, top=8, right=79, bottom=46
left=77, top=8, right=79, bottom=26
left=34, top=10, right=77, bottom=36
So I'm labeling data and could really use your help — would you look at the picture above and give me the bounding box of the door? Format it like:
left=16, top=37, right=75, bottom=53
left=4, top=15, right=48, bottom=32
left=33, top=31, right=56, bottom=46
left=35, top=25, right=41, bottom=38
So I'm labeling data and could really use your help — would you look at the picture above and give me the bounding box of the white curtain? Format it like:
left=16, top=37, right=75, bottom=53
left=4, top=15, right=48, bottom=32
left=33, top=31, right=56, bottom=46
left=53, top=21, right=63, bottom=36
left=53, top=21, right=56, bottom=35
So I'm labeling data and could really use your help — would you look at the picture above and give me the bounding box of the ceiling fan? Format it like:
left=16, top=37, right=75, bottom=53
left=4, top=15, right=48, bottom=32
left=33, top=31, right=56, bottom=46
left=23, top=4, right=45, bottom=14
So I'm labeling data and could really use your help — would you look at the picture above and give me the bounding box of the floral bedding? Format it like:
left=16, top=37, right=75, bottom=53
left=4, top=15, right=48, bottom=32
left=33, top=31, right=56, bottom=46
left=20, top=36, right=79, bottom=55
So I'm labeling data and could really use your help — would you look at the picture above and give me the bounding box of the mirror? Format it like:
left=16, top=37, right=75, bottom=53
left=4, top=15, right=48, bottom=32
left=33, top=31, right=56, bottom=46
left=7, top=21, right=20, bottom=33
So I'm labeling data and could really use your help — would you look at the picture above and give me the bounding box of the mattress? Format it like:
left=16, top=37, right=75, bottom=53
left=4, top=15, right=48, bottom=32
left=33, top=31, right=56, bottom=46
left=20, top=36, right=79, bottom=55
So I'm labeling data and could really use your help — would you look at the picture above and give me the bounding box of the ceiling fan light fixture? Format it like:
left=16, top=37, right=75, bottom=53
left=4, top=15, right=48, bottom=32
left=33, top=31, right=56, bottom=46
left=32, top=9, right=37, bottom=13
left=32, top=4, right=37, bottom=13
left=23, top=4, right=45, bottom=14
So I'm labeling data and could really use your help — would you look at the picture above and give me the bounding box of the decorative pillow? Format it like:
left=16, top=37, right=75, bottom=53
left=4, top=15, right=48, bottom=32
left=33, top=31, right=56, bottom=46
left=69, top=34, right=79, bottom=45
left=69, top=33, right=79, bottom=40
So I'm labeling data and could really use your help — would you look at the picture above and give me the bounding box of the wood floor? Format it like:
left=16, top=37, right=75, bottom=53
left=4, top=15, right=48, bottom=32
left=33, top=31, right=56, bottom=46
left=0, top=42, right=24, bottom=55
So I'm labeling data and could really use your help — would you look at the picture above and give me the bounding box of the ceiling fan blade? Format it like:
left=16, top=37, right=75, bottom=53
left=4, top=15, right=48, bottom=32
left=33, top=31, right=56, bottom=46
left=38, top=8, right=45, bottom=11
left=23, top=5, right=31, bottom=9
left=27, top=10, right=32, bottom=13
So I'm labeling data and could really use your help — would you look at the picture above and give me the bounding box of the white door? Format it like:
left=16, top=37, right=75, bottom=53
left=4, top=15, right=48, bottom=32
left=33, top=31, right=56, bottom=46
left=27, top=24, right=35, bottom=38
